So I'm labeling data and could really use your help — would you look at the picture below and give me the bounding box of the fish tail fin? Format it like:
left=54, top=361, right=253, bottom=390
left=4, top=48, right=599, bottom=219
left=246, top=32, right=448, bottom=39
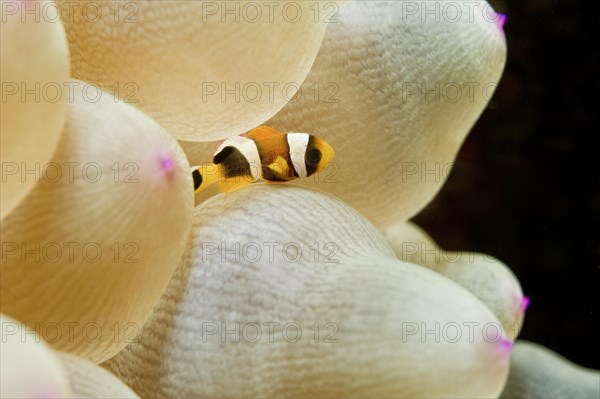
left=218, top=177, right=253, bottom=193
left=191, top=163, right=222, bottom=193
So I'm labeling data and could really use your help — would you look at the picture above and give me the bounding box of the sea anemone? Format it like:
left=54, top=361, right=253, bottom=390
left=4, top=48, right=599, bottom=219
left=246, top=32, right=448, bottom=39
left=1, top=1, right=598, bottom=398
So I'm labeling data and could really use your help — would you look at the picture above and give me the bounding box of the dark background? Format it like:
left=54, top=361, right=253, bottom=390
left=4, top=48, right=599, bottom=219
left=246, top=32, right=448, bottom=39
left=414, top=1, right=600, bottom=369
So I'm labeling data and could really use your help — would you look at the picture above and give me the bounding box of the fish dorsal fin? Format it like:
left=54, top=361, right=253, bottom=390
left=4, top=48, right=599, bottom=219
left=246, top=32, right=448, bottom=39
left=245, top=126, right=282, bottom=141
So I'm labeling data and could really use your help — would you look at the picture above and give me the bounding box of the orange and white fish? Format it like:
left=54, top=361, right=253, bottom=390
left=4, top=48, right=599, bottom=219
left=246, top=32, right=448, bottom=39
left=191, top=126, right=334, bottom=193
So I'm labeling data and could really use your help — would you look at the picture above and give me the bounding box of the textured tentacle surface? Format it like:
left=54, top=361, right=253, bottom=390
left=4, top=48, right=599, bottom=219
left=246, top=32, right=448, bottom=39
left=0, top=81, right=193, bottom=363
left=384, top=221, right=526, bottom=337
left=59, top=0, right=332, bottom=141
left=104, top=185, right=511, bottom=398
left=1, top=0, right=71, bottom=218
left=58, top=352, right=139, bottom=398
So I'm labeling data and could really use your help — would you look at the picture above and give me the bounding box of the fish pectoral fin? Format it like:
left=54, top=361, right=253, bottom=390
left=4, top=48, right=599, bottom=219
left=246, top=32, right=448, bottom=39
left=218, top=177, right=253, bottom=193
left=267, top=156, right=290, bottom=180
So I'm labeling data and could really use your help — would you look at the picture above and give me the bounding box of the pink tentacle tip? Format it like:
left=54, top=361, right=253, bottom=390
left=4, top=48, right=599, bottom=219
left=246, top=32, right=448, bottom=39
left=520, top=296, right=531, bottom=311
left=496, top=13, right=507, bottom=29
left=161, top=157, right=174, bottom=173
left=500, top=338, right=514, bottom=352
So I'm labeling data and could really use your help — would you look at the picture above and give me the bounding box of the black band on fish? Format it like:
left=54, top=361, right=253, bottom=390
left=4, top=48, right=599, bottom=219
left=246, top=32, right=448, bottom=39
left=213, top=146, right=234, bottom=165
left=192, top=169, right=202, bottom=191
left=305, top=135, right=320, bottom=177
left=214, top=146, right=253, bottom=179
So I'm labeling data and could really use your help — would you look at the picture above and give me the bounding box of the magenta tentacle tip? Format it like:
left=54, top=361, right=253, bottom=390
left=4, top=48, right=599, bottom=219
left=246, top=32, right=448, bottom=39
left=161, top=157, right=174, bottom=172
left=497, top=13, right=507, bottom=29
left=520, top=296, right=531, bottom=311
left=500, top=338, right=514, bottom=352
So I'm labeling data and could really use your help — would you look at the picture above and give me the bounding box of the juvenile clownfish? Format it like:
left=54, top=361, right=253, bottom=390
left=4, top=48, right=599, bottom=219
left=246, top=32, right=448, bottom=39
left=191, top=126, right=334, bottom=193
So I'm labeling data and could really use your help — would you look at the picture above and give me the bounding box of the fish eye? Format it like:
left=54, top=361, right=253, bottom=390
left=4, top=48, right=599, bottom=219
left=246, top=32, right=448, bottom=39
left=306, top=148, right=322, bottom=165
